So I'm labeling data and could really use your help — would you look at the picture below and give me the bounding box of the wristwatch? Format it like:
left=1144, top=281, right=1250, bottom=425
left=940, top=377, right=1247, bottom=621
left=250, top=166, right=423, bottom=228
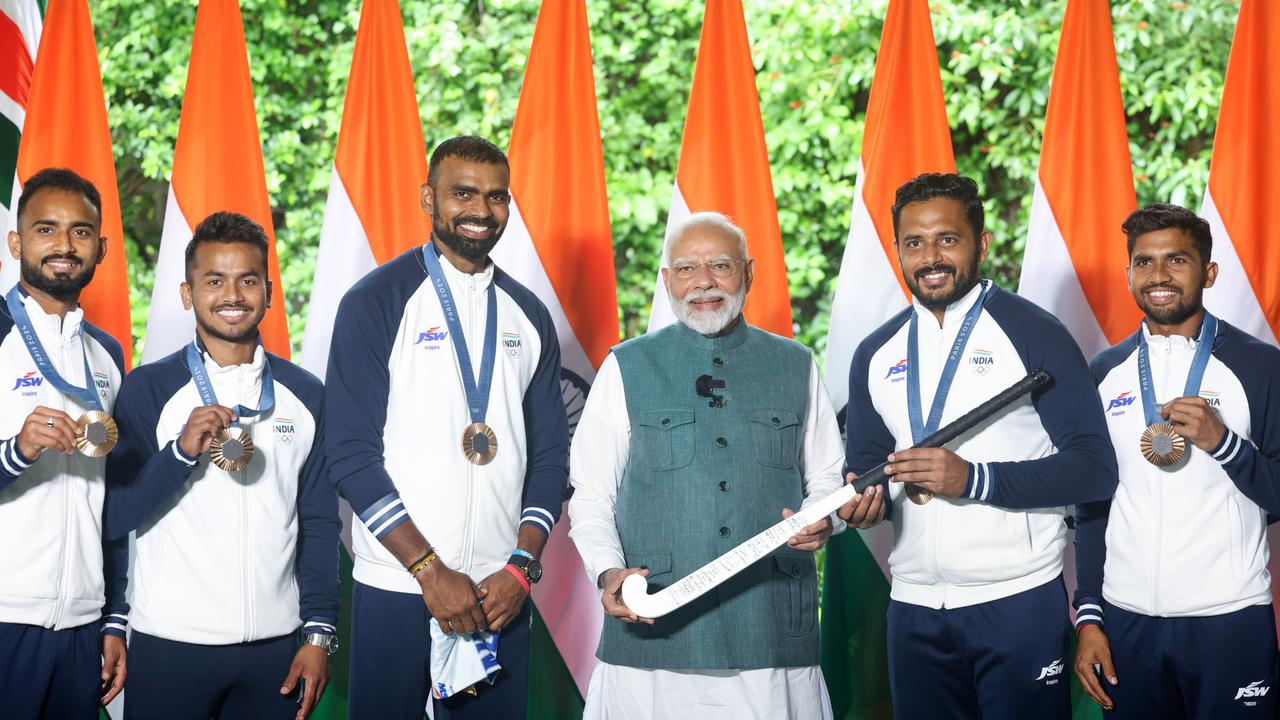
left=304, top=632, right=339, bottom=656
left=507, top=553, right=543, bottom=585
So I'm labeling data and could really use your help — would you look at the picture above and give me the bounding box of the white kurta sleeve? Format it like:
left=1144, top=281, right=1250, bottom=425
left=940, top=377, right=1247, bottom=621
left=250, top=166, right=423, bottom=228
left=567, top=353, right=632, bottom=587
left=798, top=356, right=848, bottom=534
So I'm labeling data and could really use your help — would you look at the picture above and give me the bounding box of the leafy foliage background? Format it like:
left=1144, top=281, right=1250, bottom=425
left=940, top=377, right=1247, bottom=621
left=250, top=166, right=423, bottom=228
left=92, top=0, right=1239, bottom=363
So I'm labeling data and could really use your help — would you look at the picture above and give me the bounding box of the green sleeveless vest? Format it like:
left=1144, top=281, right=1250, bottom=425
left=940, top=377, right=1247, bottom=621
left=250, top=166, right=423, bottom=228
left=598, top=320, right=820, bottom=669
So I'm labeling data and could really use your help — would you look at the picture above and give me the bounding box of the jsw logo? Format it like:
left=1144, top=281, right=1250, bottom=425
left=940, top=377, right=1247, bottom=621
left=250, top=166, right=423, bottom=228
left=1106, top=392, right=1136, bottom=413
left=1036, top=658, right=1064, bottom=682
left=1236, top=681, right=1270, bottom=701
left=884, top=359, right=908, bottom=380
left=414, top=327, right=448, bottom=345
left=11, top=372, right=43, bottom=391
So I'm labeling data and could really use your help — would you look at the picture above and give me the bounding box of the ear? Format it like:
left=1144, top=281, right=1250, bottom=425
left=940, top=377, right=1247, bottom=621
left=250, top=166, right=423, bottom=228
left=96, top=235, right=108, bottom=264
left=742, top=258, right=755, bottom=294
left=660, top=266, right=671, bottom=292
left=978, top=231, right=991, bottom=264
left=265, top=278, right=273, bottom=308
left=420, top=182, right=435, bottom=218
left=7, top=231, right=20, bottom=261
left=1125, top=263, right=1135, bottom=293
left=1203, top=261, right=1218, bottom=290
left=180, top=281, right=193, bottom=311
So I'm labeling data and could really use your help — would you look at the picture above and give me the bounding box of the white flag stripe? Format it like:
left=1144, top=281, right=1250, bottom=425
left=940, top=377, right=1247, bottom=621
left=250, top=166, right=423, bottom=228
left=823, top=160, right=910, bottom=410
left=492, top=196, right=601, bottom=695
left=644, top=182, right=692, bottom=333
left=141, top=186, right=195, bottom=363
left=1017, top=178, right=1111, bottom=359
left=300, top=166, right=376, bottom=377
left=1201, top=189, right=1278, bottom=347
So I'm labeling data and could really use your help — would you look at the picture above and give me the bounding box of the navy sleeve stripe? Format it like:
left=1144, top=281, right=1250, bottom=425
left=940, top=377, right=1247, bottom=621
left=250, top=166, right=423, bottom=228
left=1212, top=429, right=1244, bottom=464
left=1, top=438, right=32, bottom=476
left=520, top=515, right=552, bottom=536
left=369, top=508, right=409, bottom=540
left=522, top=506, right=555, bottom=524
left=359, top=492, right=403, bottom=525
left=170, top=440, right=198, bottom=466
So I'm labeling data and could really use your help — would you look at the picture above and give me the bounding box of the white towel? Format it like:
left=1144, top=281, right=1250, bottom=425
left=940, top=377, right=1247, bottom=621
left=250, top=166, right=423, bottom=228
left=428, top=619, right=502, bottom=700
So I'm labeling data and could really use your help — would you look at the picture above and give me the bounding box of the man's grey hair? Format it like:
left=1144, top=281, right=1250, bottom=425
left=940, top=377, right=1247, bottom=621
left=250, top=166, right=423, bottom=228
left=662, top=211, right=749, bottom=265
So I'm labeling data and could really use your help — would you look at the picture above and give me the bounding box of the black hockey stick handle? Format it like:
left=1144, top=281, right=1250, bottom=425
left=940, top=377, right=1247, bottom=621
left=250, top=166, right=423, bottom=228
left=849, top=369, right=1053, bottom=493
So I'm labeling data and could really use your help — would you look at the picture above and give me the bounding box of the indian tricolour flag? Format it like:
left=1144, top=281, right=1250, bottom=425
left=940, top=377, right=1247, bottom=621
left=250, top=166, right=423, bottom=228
left=141, top=0, right=290, bottom=362
left=646, top=0, right=792, bottom=337
left=299, top=1, right=429, bottom=715
left=821, top=1, right=954, bottom=717
left=1017, top=0, right=1139, bottom=359
left=0, top=0, right=40, bottom=258
left=16, top=0, right=133, bottom=362
left=492, top=0, right=619, bottom=713
left=1201, top=0, right=1278, bottom=349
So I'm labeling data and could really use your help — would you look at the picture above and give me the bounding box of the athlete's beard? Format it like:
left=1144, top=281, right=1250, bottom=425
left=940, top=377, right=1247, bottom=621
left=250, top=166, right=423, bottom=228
left=432, top=206, right=502, bottom=263
left=21, top=252, right=96, bottom=301
left=670, top=285, right=746, bottom=336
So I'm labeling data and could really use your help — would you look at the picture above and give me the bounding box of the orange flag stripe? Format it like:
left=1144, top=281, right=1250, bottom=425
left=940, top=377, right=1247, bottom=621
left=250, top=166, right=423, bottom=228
left=1208, top=0, right=1280, bottom=337
left=677, top=0, right=791, bottom=337
left=18, top=0, right=133, bottom=366
left=508, top=0, right=618, bottom=367
left=335, top=0, right=429, bottom=264
left=0, top=11, right=33, bottom=105
left=170, top=0, right=289, bottom=357
left=860, top=0, right=956, bottom=300
left=1038, top=0, right=1139, bottom=343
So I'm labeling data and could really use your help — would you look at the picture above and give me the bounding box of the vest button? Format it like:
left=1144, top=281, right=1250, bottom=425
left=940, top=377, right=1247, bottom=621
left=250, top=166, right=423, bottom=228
left=661, top=418, right=671, bottom=427
left=719, top=526, right=731, bottom=538
left=791, top=563, right=802, bottom=577
left=715, top=437, right=727, bottom=448
left=771, top=416, right=780, bottom=426
left=718, top=480, right=729, bottom=492
left=713, top=357, right=724, bottom=368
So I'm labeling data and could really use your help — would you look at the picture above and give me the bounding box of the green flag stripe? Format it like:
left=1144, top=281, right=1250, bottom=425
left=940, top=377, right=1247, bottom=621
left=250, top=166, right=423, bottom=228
left=821, top=531, right=893, bottom=720
left=0, top=114, right=20, bottom=211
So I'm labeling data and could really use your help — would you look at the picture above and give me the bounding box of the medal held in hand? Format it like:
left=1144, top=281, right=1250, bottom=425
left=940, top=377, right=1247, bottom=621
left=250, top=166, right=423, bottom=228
left=6, top=287, right=118, bottom=457
left=185, top=341, right=274, bottom=472
left=905, top=282, right=991, bottom=504
left=1136, top=313, right=1216, bottom=468
left=423, top=243, right=500, bottom=466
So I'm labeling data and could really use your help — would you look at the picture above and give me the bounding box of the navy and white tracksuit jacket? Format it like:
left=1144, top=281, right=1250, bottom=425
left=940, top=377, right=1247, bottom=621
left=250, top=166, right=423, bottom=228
left=0, top=291, right=127, bottom=638
left=104, top=343, right=339, bottom=644
left=1075, top=320, right=1280, bottom=627
left=326, top=247, right=568, bottom=594
left=847, top=282, right=1118, bottom=609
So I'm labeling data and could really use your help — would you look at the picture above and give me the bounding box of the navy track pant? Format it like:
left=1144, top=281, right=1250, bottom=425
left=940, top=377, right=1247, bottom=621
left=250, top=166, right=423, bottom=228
left=1099, top=600, right=1279, bottom=719
left=124, top=631, right=300, bottom=720
left=347, top=580, right=531, bottom=720
left=887, top=576, right=1071, bottom=720
left=0, top=621, right=101, bottom=719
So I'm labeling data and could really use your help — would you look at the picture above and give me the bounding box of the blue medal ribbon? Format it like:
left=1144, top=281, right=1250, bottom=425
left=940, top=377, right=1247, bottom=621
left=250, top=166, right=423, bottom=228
left=184, top=339, right=275, bottom=426
left=1136, top=312, right=1217, bottom=428
left=5, top=286, right=104, bottom=413
left=421, top=243, right=498, bottom=426
left=907, top=281, right=990, bottom=444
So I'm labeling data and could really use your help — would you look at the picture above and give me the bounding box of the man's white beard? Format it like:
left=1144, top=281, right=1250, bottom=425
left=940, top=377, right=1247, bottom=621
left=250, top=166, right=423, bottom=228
left=669, top=286, right=746, bottom=336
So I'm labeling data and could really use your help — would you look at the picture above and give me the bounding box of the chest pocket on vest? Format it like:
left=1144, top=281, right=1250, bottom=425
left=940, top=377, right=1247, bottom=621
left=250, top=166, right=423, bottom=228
left=748, top=407, right=800, bottom=469
left=771, top=550, right=816, bottom=636
left=636, top=410, right=696, bottom=471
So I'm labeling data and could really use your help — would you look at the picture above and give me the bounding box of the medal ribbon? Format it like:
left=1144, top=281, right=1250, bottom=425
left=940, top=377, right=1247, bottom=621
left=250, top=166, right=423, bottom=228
left=422, top=243, right=498, bottom=425
left=1136, top=312, right=1217, bottom=427
left=185, top=338, right=275, bottom=427
left=907, top=281, right=990, bottom=444
left=5, top=286, right=104, bottom=413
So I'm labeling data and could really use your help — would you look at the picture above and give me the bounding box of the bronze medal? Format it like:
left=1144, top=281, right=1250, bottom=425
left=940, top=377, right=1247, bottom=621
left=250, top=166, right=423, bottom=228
left=906, top=485, right=934, bottom=505
left=75, top=411, right=118, bottom=458
left=461, top=422, right=498, bottom=465
left=1140, top=422, right=1186, bottom=467
left=211, top=427, right=255, bottom=472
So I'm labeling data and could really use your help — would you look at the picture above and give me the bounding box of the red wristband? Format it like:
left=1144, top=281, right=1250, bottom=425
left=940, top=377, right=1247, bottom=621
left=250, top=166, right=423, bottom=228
left=502, top=563, right=531, bottom=593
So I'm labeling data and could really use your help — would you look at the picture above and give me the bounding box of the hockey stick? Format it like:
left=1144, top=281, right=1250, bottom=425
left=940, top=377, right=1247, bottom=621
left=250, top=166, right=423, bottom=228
left=620, top=369, right=1053, bottom=619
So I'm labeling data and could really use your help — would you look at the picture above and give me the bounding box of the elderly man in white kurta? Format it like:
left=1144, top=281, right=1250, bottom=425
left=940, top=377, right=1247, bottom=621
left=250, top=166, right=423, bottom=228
left=569, top=212, right=883, bottom=719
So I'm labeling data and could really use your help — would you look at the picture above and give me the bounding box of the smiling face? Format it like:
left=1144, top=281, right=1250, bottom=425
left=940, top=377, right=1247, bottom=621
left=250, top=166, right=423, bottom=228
left=420, top=156, right=511, bottom=265
left=181, top=241, right=270, bottom=346
left=895, top=197, right=988, bottom=313
left=661, top=224, right=753, bottom=336
left=1127, top=227, right=1217, bottom=332
left=8, top=187, right=106, bottom=303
